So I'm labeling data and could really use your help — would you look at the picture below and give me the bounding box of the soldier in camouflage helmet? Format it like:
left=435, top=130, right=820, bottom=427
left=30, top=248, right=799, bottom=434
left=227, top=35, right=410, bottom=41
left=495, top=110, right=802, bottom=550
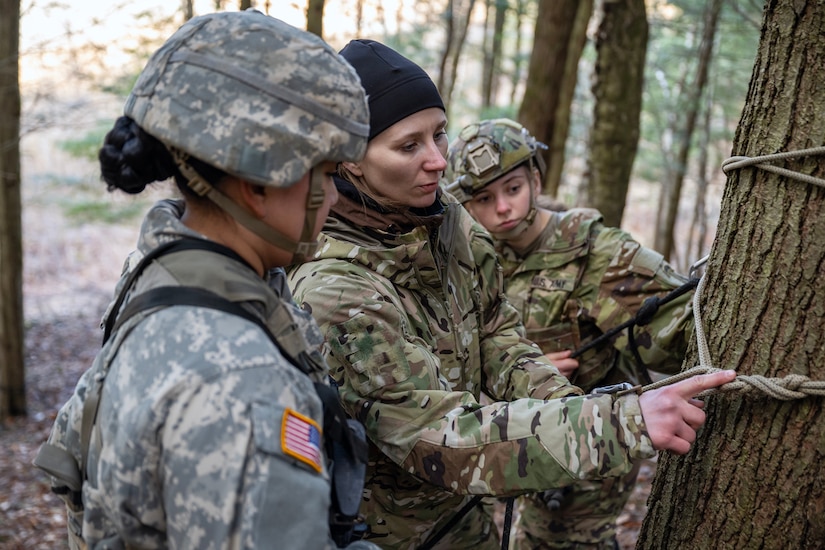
left=445, top=118, right=699, bottom=549
left=34, top=11, right=378, bottom=549
left=287, top=42, right=734, bottom=549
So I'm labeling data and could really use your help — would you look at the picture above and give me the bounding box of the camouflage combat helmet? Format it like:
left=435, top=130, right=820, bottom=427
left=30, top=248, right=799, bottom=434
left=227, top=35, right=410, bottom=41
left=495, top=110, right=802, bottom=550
left=124, top=10, right=370, bottom=261
left=444, top=118, right=547, bottom=239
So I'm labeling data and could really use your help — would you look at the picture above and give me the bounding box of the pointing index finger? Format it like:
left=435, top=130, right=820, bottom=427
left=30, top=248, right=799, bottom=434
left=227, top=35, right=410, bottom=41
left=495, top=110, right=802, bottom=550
left=676, top=370, right=737, bottom=398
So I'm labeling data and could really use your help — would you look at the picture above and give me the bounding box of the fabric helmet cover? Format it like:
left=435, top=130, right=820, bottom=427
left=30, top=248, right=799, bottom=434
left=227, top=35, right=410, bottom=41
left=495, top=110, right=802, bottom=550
left=123, top=11, right=370, bottom=261
left=124, top=10, right=369, bottom=188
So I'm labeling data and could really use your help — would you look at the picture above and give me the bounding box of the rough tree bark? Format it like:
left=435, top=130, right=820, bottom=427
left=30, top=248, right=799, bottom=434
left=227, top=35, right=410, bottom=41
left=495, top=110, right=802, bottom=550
left=584, top=0, right=647, bottom=227
left=0, top=0, right=25, bottom=420
left=518, top=0, right=592, bottom=198
left=638, top=1, right=825, bottom=548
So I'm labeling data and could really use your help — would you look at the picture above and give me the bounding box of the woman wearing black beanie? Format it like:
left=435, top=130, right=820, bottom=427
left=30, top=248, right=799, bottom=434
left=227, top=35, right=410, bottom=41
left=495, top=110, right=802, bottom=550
left=287, top=40, right=734, bottom=549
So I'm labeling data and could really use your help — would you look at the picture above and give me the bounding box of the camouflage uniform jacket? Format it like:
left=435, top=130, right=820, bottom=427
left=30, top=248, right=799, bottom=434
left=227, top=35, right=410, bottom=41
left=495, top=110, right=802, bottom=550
left=42, top=199, right=372, bottom=550
left=496, top=208, right=695, bottom=391
left=287, top=186, right=657, bottom=546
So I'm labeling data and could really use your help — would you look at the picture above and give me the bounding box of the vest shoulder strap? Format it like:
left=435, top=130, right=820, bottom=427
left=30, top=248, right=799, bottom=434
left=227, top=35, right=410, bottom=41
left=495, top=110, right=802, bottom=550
left=102, top=238, right=251, bottom=344
left=114, top=284, right=368, bottom=466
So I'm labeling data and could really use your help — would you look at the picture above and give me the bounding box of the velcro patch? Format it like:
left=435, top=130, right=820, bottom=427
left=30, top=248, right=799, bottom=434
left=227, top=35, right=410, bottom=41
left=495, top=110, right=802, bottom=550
left=282, top=408, right=323, bottom=473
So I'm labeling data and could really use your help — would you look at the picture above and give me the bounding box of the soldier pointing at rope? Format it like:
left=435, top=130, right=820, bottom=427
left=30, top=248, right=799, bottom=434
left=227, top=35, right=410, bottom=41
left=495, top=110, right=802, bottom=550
left=287, top=39, right=735, bottom=549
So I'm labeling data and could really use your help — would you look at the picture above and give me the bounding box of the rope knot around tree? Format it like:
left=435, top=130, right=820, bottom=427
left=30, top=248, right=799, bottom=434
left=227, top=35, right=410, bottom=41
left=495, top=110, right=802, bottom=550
left=641, top=146, right=825, bottom=403
left=641, top=366, right=825, bottom=400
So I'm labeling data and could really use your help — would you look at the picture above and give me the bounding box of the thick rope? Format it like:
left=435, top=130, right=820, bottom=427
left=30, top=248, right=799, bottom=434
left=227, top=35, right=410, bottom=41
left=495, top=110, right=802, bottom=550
left=721, top=146, right=825, bottom=189
left=642, top=365, right=825, bottom=400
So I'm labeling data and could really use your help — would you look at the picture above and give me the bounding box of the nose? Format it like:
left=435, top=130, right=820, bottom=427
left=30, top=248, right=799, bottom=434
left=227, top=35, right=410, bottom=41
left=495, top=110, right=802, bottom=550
left=425, top=140, right=448, bottom=173
left=495, top=195, right=509, bottom=214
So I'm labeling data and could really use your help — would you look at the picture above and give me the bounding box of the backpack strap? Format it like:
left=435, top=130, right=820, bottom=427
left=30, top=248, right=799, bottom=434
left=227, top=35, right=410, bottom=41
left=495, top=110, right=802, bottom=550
left=102, top=238, right=253, bottom=344
left=112, top=285, right=367, bottom=462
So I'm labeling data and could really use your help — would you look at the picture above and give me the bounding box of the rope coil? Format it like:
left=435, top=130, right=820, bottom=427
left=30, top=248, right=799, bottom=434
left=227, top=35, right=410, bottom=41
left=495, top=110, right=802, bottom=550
left=721, top=146, right=825, bottom=189
left=642, top=365, right=825, bottom=400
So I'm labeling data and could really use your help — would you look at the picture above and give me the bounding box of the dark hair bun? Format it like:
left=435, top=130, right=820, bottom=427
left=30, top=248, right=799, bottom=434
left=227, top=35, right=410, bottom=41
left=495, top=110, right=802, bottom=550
left=98, top=116, right=176, bottom=194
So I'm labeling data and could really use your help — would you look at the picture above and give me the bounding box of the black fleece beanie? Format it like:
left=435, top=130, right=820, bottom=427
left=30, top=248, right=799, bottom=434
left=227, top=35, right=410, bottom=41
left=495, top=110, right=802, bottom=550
left=339, top=39, right=445, bottom=141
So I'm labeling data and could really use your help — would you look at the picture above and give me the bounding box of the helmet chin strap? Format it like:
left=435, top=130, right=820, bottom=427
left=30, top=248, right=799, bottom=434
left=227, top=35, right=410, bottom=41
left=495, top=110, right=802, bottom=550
left=171, top=149, right=322, bottom=264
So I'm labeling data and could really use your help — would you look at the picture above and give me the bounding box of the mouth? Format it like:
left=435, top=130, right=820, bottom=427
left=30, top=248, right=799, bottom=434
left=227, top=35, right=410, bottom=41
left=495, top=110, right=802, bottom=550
left=499, top=219, right=518, bottom=230
left=418, top=182, right=439, bottom=193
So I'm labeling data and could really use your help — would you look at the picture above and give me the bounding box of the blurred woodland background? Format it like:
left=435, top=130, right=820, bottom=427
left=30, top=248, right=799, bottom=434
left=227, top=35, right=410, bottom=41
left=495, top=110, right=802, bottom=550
left=6, top=1, right=823, bottom=548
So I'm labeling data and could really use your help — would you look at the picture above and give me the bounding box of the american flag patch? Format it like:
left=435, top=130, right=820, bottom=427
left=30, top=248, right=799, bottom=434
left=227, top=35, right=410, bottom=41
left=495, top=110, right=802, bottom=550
left=282, top=408, right=323, bottom=472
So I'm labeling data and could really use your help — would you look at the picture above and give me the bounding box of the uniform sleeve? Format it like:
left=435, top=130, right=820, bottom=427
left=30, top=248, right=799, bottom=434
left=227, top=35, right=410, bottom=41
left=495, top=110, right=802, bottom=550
left=159, top=371, right=335, bottom=550
left=464, top=219, right=579, bottom=402
left=90, top=311, right=341, bottom=550
left=288, top=259, right=655, bottom=498
left=587, top=225, right=695, bottom=374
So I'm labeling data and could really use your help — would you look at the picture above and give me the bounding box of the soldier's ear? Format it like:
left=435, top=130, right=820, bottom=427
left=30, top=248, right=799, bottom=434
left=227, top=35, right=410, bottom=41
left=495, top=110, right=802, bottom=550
left=342, top=161, right=363, bottom=177
left=236, top=178, right=268, bottom=218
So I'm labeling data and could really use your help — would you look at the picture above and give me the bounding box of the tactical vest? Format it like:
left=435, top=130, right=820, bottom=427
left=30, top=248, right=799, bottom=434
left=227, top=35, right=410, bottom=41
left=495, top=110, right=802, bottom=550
left=34, top=238, right=368, bottom=548
left=498, top=210, right=634, bottom=390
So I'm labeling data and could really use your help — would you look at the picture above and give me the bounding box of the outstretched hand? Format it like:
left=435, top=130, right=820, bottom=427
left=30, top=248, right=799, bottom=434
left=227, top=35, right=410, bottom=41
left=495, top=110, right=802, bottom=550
left=545, top=350, right=579, bottom=379
left=639, top=370, right=736, bottom=454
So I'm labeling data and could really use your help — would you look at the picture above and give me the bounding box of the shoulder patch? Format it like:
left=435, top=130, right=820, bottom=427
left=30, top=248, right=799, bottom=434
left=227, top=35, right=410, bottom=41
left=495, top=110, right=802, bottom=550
left=282, top=408, right=323, bottom=473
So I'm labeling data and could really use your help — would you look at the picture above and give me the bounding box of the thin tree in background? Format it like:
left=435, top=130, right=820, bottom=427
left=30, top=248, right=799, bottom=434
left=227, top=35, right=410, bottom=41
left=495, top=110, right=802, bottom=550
left=685, top=87, right=715, bottom=271
left=0, top=0, right=25, bottom=420
left=240, top=0, right=253, bottom=10
left=584, top=0, right=648, bottom=227
left=653, top=0, right=723, bottom=259
left=518, top=0, right=592, bottom=197
left=307, top=0, right=324, bottom=37
left=481, top=0, right=507, bottom=110
left=508, top=0, right=528, bottom=107
left=354, top=0, right=364, bottom=36
left=182, top=0, right=194, bottom=20
left=437, top=0, right=477, bottom=111
left=639, top=1, right=825, bottom=547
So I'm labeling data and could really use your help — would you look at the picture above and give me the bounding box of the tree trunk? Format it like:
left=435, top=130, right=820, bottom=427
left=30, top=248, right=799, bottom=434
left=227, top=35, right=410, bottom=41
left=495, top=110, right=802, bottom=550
left=182, top=0, right=194, bottom=20
left=639, top=2, right=825, bottom=548
left=441, top=0, right=476, bottom=111
left=685, top=89, right=714, bottom=273
left=508, top=0, right=527, bottom=107
left=584, top=0, right=647, bottom=227
left=653, top=0, right=723, bottom=259
left=354, top=0, right=364, bottom=36
left=307, top=0, right=324, bottom=37
left=0, top=0, right=26, bottom=420
left=239, top=0, right=252, bottom=11
left=481, top=0, right=506, bottom=109
left=518, top=0, right=592, bottom=197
